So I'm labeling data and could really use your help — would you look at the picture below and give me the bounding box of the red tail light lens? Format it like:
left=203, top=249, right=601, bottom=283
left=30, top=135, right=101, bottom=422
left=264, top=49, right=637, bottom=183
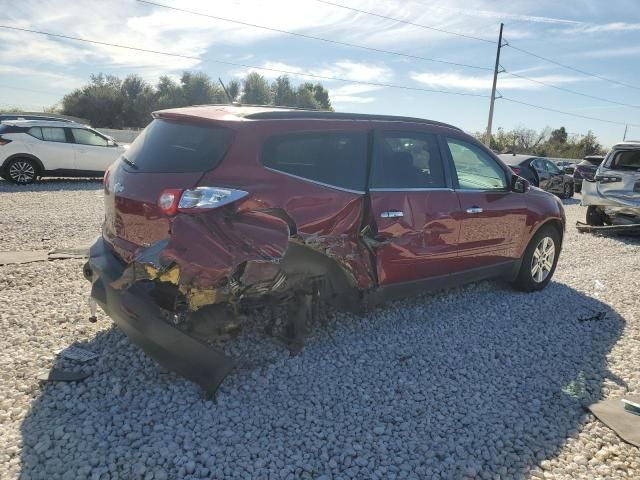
left=158, top=189, right=183, bottom=216
left=511, top=166, right=521, bottom=176
left=0, top=136, right=12, bottom=146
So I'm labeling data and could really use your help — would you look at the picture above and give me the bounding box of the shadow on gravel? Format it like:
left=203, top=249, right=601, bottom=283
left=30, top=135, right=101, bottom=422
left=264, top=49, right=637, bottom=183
left=18, top=281, right=625, bottom=479
left=0, top=178, right=102, bottom=192
left=562, top=197, right=581, bottom=206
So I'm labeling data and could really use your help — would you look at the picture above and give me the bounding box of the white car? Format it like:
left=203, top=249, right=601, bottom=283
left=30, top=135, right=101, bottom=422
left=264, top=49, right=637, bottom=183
left=0, top=120, right=128, bottom=184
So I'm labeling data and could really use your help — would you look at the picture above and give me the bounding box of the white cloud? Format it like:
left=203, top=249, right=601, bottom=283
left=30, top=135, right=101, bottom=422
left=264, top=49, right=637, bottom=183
left=0, top=65, right=83, bottom=90
left=410, top=71, right=583, bottom=91
left=332, top=95, right=376, bottom=104
left=569, top=22, right=640, bottom=33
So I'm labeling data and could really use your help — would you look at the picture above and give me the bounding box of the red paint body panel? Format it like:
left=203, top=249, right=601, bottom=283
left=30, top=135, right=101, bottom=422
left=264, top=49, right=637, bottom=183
left=370, top=190, right=461, bottom=284
left=101, top=107, right=565, bottom=297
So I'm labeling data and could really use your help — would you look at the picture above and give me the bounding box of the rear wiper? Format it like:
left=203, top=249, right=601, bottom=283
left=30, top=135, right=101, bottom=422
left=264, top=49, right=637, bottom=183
left=122, top=156, right=137, bottom=169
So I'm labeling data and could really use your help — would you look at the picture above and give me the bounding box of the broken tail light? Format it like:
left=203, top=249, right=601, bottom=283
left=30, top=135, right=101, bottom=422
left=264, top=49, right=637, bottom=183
left=511, top=166, right=521, bottom=176
left=158, top=187, right=248, bottom=216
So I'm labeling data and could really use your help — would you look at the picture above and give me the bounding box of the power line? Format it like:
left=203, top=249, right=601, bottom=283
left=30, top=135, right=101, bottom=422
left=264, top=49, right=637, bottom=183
left=502, top=70, right=640, bottom=109
left=313, top=0, right=496, bottom=44
left=0, top=25, right=491, bottom=99
left=504, top=43, right=640, bottom=91
left=500, top=97, right=640, bottom=127
left=136, top=0, right=492, bottom=71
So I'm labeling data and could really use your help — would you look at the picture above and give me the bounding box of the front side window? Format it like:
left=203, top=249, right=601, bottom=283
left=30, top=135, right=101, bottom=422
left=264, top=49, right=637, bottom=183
left=262, top=132, right=367, bottom=191
left=40, top=127, right=67, bottom=143
left=72, top=128, right=109, bottom=147
left=446, top=138, right=507, bottom=190
left=544, top=160, right=561, bottom=174
left=371, top=131, right=445, bottom=189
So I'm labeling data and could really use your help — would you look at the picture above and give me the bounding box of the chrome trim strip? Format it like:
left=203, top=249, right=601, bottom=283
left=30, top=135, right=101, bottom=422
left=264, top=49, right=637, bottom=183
left=264, top=167, right=365, bottom=195
left=370, top=187, right=455, bottom=192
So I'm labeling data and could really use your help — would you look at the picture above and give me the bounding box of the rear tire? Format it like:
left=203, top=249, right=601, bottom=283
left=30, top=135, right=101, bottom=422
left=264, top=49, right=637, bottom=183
left=574, top=183, right=582, bottom=193
left=513, top=225, right=561, bottom=292
left=6, top=157, right=38, bottom=184
left=586, top=206, right=605, bottom=226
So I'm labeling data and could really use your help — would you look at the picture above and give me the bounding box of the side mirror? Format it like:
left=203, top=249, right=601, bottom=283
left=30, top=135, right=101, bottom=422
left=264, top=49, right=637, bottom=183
left=512, top=175, right=529, bottom=193
left=107, top=138, right=117, bottom=147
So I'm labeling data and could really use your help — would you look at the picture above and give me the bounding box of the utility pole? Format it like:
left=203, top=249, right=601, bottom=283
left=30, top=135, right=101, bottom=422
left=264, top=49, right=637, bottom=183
left=485, top=22, right=504, bottom=148
left=623, top=124, right=628, bottom=141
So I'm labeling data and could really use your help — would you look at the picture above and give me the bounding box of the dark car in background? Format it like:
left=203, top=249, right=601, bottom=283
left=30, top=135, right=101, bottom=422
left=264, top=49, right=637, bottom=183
left=499, top=154, right=574, bottom=198
left=573, top=155, right=604, bottom=193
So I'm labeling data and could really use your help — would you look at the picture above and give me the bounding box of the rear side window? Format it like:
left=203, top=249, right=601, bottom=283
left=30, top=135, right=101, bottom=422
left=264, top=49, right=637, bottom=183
left=446, top=138, right=507, bottom=190
left=262, top=132, right=367, bottom=191
left=124, top=119, right=233, bottom=173
left=371, top=132, right=445, bottom=189
left=610, top=150, right=640, bottom=170
left=41, top=127, right=67, bottom=143
left=28, top=127, right=43, bottom=140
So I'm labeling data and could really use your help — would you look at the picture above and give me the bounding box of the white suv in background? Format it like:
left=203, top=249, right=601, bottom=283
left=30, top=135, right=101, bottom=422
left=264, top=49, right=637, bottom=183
left=0, top=120, right=128, bottom=184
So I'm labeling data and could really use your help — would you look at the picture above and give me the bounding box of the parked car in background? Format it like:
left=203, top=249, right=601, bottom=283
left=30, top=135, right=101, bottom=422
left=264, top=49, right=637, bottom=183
left=0, top=120, right=127, bottom=184
left=556, top=160, right=576, bottom=175
left=0, top=113, right=75, bottom=123
left=499, top=154, right=574, bottom=198
left=581, top=142, right=640, bottom=227
left=574, top=155, right=604, bottom=192
left=85, top=106, right=566, bottom=392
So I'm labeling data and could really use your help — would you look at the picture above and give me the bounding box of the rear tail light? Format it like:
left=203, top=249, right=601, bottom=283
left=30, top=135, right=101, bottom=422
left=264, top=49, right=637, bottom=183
left=158, top=187, right=248, bottom=216
left=158, top=189, right=183, bottom=216
left=0, top=136, right=12, bottom=146
left=511, top=166, right=521, bottom=176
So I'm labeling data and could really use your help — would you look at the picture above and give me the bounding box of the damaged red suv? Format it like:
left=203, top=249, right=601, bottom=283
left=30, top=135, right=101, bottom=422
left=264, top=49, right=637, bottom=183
left=85, top=106, right=565, bottom=392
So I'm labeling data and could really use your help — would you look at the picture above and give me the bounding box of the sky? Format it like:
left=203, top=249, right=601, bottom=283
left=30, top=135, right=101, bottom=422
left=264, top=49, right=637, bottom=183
left=1, top=0, right=639, bottom=147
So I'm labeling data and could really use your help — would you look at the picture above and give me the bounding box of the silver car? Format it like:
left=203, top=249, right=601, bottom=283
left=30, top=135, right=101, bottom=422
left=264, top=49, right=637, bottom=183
left=581, top=141, right=640, bottom=228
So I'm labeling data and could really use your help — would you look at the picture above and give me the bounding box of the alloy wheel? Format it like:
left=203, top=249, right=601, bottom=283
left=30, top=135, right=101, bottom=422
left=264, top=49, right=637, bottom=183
left=531, top=236, right=555, bottom=283
left=9, top=160, right=36, bottom=184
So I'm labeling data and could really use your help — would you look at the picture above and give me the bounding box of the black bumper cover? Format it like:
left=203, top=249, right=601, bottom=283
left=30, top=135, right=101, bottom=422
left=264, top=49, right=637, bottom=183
left=86, top=237, right=237, bottom=393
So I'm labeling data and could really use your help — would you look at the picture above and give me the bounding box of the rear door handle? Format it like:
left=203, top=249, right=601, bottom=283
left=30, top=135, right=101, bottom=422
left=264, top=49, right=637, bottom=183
left=381, top=210, right=404, bottom=218
left=466, top=207, right=483, bottom=214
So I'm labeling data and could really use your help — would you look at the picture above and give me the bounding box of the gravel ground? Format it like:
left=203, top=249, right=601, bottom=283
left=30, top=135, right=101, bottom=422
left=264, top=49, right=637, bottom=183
left=1, top=180, right=639, bottom=479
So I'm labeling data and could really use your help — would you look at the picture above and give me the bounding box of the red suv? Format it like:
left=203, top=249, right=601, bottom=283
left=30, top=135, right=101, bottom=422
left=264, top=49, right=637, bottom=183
left=85, top=106, right=566, bottom=392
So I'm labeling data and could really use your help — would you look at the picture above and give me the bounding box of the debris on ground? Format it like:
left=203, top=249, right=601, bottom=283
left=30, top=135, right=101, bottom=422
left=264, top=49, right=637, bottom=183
left=57, top=346, right=99, bottom=363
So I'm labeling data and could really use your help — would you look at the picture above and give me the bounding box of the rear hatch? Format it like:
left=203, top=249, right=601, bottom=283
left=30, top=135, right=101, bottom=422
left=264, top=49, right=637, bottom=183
left=575, top=158, right=602, bottom=180
left=597, top=148, right=640, bottom=205
left=103, top=118, right=233, bottom=261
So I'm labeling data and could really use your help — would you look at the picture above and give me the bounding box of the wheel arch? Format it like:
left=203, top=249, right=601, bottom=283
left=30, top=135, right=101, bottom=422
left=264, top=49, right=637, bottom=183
left=1, top=153, right=45, bottom=175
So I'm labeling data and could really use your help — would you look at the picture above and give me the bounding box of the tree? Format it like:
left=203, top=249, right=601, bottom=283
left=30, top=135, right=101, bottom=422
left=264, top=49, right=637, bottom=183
left=312, top=83, right=332, bottom=110
left=272, top=76, right=297, bottom=107
left=121, top=75, right=155, bottom=127
left=180, top=72, right=225, bottom=106
left=155, top=75, right=185, bottom=110
left=550, top=126, right=568, bottom=145
left=242, top=72, right=272, bottom=105
left=62, top=74, right=124, bottom=128
left=227, top=79, right=240, bottom=102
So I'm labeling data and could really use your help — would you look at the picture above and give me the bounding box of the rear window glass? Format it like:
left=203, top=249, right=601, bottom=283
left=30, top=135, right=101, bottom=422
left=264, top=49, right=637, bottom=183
left=123, top=119, right=233, bottom=173
left=582, top=158, right=603, bottom=166
left=611, top=150, right=640, bottom=170
left=262, top=132, right=367, bottom=191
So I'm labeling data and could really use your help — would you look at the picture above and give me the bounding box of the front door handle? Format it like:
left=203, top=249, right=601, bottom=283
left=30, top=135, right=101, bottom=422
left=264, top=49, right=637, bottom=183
left=381, top=210, right=404, bottom=218
left=466, top=207, right=483, bottom=214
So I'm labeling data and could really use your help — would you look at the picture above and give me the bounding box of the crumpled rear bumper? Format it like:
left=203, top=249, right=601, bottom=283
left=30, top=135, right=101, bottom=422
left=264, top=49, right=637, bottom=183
left=85, top=237, right=237, bottom=393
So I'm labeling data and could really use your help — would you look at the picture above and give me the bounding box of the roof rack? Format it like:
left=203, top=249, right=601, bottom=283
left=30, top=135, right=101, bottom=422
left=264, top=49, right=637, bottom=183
left=243, top=110, right=461, bottom=130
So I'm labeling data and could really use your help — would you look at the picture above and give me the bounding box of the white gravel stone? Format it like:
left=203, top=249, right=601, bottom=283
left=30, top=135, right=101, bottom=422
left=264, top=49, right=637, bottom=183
left=1, top=183, right=639, bottom=479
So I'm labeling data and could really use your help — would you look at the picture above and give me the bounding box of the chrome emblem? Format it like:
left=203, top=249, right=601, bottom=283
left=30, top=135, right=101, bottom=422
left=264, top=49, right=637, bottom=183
left=114, top=182, right=124, bottom=193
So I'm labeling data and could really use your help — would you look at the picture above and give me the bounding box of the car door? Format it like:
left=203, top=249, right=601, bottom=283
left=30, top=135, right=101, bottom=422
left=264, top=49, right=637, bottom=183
left=25, top=126, right=75, bottom=170
left=368, top=129, right=461, bottom=285
left=444, top=136, right=527, bottom=271
left=70, top=127, right=121, bottom=172
left=532, top=158, right=551, bottom=190
left=543, top=160, right=564, bottom=194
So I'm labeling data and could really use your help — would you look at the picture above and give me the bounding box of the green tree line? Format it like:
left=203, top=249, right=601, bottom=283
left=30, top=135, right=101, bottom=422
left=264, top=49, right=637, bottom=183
left=59, top=71, right=333, bottom=128
left=476, top=126, right=606, bottom=159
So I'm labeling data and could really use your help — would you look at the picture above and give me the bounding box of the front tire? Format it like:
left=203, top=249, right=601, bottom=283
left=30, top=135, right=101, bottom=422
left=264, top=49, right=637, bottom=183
left=7, top=157, right=38, bottom=184
left=513, top=225, right=561, bottom=292
left=586, top=206, right=605, bottom=226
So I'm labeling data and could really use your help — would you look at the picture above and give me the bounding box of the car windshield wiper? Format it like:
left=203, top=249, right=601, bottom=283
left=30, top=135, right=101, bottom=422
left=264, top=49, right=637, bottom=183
left=122, top=156, right=137, bottom=169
